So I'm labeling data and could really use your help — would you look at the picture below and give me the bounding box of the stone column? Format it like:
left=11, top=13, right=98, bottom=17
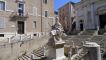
left=84, top=6, right=88, bottom=30
left=91, top=3, right=96, bottom=29
left=75, top=14, right=80, bottom=31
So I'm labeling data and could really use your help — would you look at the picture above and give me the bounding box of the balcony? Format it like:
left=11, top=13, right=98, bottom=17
left=10, top=12, right=28, bottom=21
left=15, top=0, right=25, bottom=3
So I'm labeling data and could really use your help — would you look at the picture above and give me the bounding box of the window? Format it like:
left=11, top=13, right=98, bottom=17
left=18, top=3, right=24, bottom=16
left=87, top=11, right=91, bottom=22
left=43, top=0, right=48, bottom=4
left=0, top=1, right=5, bottom=11
left=44, top=11, right=48, bottom=17
left=0, top=18, right=5, bottom=29
left=0, top=34, right=4, bottom=37
left=33, top=7, right=37, bottom=16
left=33, top=21, right=36, bottom=28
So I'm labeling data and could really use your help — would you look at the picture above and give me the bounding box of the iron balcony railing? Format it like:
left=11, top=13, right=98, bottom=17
left=10, top=12, right=28, bottom=21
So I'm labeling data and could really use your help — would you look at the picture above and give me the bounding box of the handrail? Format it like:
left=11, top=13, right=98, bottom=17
left=71, top=48, right=88, bottom=60
left=8, top=34, right=32, bottom=43
left=17, top=54, right=31, bottom=60
left=21, top=34, right=32, bottom=41
left=9, top=35, right=21, bottom=43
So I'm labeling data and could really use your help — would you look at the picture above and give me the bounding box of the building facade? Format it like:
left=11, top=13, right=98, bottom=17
left=75, top=0, right=106, bottom=31
left=0, top=0, right=54, bottom=38
left=58, top=2, right=76, bottom=33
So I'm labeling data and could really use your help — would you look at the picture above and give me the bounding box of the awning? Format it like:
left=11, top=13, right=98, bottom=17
left=15, top=0, right=25, bottom=3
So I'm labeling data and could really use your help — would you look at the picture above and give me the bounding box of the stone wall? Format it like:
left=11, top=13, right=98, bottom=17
left=0, top=36, right=48, bottom=60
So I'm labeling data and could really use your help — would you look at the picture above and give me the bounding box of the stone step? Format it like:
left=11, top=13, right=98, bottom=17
left=33, top=51, right=44, bottom=57
left=26, top=43, right=47, bottom=60
left=23, top=55, right=31, bottom=60
left=80, top=30, right=96, bottom=35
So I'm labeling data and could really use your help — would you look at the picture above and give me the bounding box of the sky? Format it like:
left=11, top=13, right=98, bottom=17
left=54, top=0, right=81, bottom=11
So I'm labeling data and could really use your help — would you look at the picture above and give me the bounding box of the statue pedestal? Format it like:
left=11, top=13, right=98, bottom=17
left=47, top=41, right=66, bottom=60
left=55, top=42, right=66, bottom=60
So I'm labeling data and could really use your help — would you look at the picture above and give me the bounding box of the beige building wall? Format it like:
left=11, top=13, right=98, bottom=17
left=0, top=0, right=54, bottom=38
left=59, top=2, right=76, bottom=33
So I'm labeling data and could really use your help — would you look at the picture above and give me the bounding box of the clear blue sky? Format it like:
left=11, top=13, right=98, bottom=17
left=54, top=0, right=80, bottom=11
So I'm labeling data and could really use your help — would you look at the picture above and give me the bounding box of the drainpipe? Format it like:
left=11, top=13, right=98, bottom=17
left=41, top=0, right=43, bottom=35
left=68, top=2, right=71, bottom=33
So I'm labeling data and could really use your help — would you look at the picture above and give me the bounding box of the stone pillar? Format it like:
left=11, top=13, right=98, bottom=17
left=83, top=42, right=101, bottom=60
left=47, top=41, right=66, bottom=60
left=95, top=14, right=100, bottom=29
left=91, top=3, right=96, bottom=29
left=84, top=6, right=88, bottom=30
left=55, top=43, right=66, bottom=60
left=47, top=46, right=56, bottom=60
left=64, top=45, right=71, bottom=57
left=76, top=15, right=80, bottom=31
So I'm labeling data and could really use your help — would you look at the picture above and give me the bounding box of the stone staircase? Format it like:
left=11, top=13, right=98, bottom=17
left=65, top=35, right=92, bottom=46
left=32, top=44, right=48, bottom=60
left=65, top=33, right=106, bottom=58
left=17, top=54, right=31, bottom=60
left=98, top=29, right=106, bottom=35
left=79, top=30, right=96, bottom=35
left=16, top=43, right=48, bottom=60
left=0, top=34, right=49, bottom=60
left=90, top=35, right=103, bottom=44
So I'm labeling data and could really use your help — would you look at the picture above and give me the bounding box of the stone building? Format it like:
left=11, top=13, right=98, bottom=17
left=75, top=0, right=106, bottom=31
left=58, top=2, right=76, bottom=33
left=0, top=0, right=54, bottom=38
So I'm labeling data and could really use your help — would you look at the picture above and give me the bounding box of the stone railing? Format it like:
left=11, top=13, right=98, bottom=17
left=8, top=34, right=32, bottom=43
left=71, top=48, right=88, bottom=60
left=15, top=43, right=48, bottom=60
left=10, top=12, right=28, bottom=21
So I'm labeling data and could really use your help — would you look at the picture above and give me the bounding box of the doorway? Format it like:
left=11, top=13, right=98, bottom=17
left=17, top=21, right=24, bottom=34
left=80, top=20, right=84, bottom=31
left=71, top=22, right=76, bottom=31
left=99, top=14, right=106, bottom=29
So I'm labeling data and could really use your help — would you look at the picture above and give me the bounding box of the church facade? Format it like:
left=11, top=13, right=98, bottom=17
left=75, top=0, right=106, bottom=31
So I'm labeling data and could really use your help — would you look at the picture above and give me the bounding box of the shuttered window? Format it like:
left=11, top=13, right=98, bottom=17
left=45, top=11, right=48, bottom=17
left=43, top=0, right=48, bottom=4
left=33, top=7, right=37, bottom=16
left=0, top=17, right=5, bottom=28
left=0, top=1, right=5, bottom=11
left=33, top=21, right=36, bottom=29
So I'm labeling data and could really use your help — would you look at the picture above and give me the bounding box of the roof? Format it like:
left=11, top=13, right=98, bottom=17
left=58, top=1, right=76, bottom=10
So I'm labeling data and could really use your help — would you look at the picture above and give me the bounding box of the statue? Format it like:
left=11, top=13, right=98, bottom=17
left=50, top=17, right=64, bottom=44
left=47, top=17, right=66, bottom=60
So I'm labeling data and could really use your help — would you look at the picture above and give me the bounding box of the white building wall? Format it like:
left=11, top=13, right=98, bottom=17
left=75, top=0, right=106, bottom=31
